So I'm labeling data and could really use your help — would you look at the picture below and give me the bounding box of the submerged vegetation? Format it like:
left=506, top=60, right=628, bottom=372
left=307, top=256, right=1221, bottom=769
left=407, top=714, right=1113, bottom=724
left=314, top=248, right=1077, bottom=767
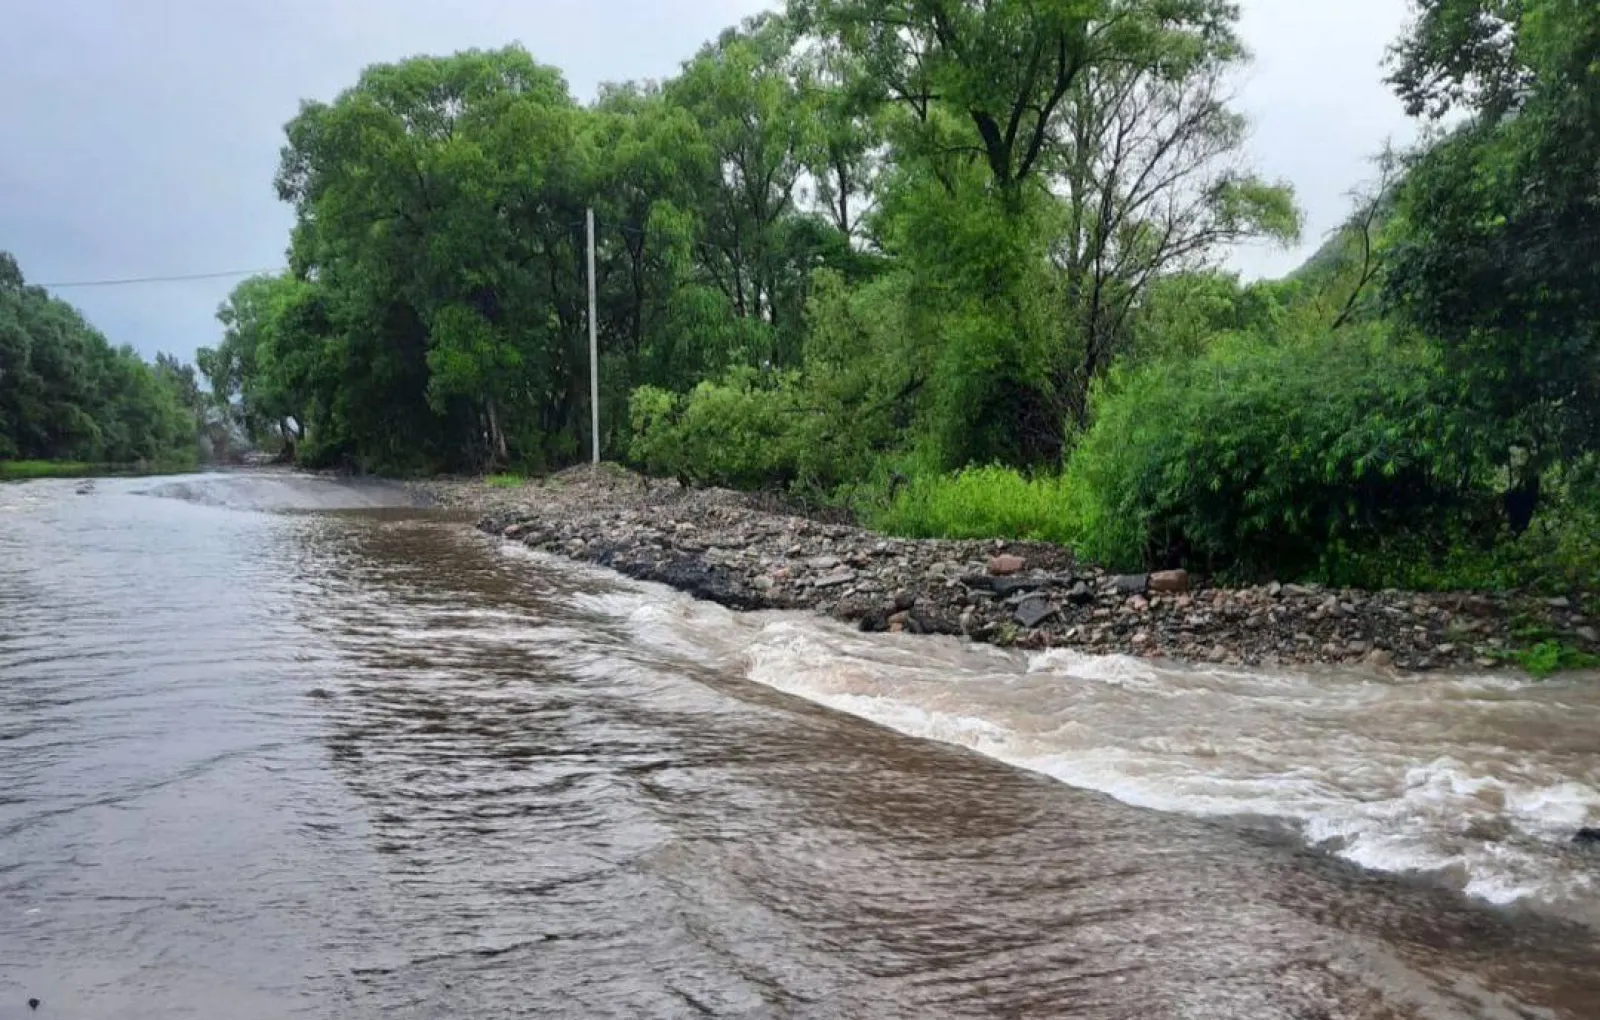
left=195, top=0, right=1598, bottom=597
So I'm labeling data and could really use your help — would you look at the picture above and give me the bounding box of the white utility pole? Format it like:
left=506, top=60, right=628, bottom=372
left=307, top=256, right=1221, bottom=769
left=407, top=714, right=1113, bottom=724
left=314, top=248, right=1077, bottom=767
left=586, top=206, right=599, bottom=465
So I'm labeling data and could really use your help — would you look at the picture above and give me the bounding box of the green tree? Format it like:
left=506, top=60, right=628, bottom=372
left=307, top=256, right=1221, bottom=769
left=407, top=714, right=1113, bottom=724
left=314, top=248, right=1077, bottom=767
left=1385, top=0, right=1600, bottom=525
left=793, top=0, right=1296, bottom=461
left=275, top=47, right=589, bottom=470
left=0, top=251, right=199, bottom=466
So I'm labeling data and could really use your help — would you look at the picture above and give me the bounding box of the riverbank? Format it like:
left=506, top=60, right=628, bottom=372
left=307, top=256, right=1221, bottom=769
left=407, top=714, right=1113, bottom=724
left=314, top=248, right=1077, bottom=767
left=0, top=459, right=197, bottom=481
left=414, top=466, right=1599, bottom=673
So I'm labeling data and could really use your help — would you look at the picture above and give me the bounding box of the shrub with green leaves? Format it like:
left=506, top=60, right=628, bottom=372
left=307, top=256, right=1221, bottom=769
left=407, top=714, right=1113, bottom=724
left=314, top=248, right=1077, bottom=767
left=1064, top=331, right=1482, bottom=578
left=627, top=367, right=802, bottom=490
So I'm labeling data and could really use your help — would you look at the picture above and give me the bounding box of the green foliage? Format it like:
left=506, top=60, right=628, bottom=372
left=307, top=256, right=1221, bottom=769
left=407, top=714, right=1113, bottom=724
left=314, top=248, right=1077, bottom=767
left=1309, top=478, right=1600, bottom=594
left=865, top=466, right=1078, bottom=544
left=1063, top=330, right=1478, bottom=577
left=0, top=252, right=201, bottom=467
left=187, top=2, right=1600, bottom=602
left=1385, top=0, right=1600, bottom=492
left=484, top=473, right=526, bottom=489
left=1495, top=641, right=1600, bottom=679
left=0, top=460, right=95, bottom=480
left=0, top=460, right=193, bottom=480
left=628, top=368, right=803, bottom=490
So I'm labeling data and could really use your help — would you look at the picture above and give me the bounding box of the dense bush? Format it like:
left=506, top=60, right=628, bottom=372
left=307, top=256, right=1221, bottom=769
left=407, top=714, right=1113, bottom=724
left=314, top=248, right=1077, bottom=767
left=1063, top=331, right=1482, bottom=578
left=1315, top=482, right=1600, bottom=595
left=628, top=368, right=804, bottom=490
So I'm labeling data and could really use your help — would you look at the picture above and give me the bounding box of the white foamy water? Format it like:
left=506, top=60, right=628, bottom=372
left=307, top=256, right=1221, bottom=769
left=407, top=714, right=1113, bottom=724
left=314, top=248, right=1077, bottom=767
left=534, top=550, right=1600, bottom=921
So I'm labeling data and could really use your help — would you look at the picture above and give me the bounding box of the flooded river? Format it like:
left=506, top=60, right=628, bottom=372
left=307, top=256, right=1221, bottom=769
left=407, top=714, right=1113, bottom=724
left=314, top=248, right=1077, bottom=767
left=2, top=473, right=1597, bottom=1019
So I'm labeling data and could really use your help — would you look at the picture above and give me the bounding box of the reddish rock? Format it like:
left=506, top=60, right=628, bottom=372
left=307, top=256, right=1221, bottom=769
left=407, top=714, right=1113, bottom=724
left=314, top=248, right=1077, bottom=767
left=988, top=554, right=1026, bottom=576
left=1150, top=569, right=1190, bottom=593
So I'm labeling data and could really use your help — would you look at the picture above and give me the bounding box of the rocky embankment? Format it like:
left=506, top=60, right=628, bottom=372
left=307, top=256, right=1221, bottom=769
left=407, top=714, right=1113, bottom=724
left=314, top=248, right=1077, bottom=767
left=415, top=467, right=1599, bottom=672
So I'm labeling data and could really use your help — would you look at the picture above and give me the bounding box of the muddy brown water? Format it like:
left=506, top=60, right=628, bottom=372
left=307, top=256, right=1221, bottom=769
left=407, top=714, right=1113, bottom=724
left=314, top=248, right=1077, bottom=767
left=1, top=473, right=1597, bottom=1019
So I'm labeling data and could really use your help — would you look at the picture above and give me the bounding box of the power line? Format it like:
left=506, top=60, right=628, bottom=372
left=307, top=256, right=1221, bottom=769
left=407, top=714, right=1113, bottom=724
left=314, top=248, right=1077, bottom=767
left=38, top=267, right=284, bottom=289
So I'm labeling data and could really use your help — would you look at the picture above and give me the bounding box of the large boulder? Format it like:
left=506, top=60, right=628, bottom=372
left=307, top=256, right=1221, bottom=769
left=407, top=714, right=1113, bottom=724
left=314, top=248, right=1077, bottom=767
left=1152, top=572, right=1190, bottom=594
left=1150, top=569, right=1190, bottom=593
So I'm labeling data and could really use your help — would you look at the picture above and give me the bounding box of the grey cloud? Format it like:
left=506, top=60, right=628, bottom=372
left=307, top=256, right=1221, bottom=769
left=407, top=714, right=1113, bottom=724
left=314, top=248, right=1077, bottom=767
left=0, top=0, right=1413, bottom=362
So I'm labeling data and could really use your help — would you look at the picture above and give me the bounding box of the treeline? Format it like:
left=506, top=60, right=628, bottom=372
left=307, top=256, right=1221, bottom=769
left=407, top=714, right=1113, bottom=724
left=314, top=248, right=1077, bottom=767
left=204, top=0, right=1291, bottom=473
left=0, top=253, right=205, bottom=468
left=212, top=0, right=1600, bottom=591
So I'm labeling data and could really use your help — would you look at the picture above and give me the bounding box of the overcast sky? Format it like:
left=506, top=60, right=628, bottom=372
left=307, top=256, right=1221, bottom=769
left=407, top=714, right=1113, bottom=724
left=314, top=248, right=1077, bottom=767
left=0, top=0, right=1416, bottom=362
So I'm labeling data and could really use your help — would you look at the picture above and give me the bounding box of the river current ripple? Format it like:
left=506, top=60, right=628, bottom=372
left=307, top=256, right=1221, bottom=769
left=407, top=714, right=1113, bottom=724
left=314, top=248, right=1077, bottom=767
left=1, top=473, right=1596, bottom=1019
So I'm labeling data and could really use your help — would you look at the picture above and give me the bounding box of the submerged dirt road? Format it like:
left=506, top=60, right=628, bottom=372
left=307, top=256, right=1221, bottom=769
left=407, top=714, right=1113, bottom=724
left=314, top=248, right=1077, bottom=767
left=2, top=472, right=1596, bottom=1019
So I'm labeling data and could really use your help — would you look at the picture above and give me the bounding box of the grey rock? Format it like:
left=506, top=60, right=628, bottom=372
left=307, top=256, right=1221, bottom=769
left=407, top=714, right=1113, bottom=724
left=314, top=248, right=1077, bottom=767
left=991, top=576, right=1051, bottom=598
left=1067, top=581, right=1095, bottom=606
left=1548, top=596, right=1572, bottom=610
left=1014, top=596, right=1057, bottom=628
left=1111, top=574, right=1149, bottom=596
left=1576, top=626, right=1598, bottom=643
left=1458, top=594, right=1498, bottom=617
left=813, top=567, right=857, bottom=588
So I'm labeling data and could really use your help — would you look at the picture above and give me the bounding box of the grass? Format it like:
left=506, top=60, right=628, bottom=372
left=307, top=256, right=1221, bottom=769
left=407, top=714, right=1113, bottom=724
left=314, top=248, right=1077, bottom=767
left=0, top=459, right=195, bottom=481
left=1493, top=640, right=1600, bottom=678
left=0, top=460, right=96, bottom=480
left=484, top=472, right=527, bottom=489
left=863, top=466, right=1080, bottom=545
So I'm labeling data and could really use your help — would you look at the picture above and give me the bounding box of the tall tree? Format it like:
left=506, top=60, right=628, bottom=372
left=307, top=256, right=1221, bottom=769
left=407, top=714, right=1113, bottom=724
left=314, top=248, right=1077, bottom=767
left=1385, top=0, right=1600, bottom=521
left=275, top=47, right=589, bottom=469
left=1, top=251, right=198, bottom=465
left=793, top=0, right=1294, bottom=458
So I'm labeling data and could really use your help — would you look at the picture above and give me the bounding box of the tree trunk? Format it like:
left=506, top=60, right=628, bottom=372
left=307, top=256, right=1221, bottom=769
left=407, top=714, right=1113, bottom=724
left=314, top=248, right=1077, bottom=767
left=486, top=399, right=508, bottom=467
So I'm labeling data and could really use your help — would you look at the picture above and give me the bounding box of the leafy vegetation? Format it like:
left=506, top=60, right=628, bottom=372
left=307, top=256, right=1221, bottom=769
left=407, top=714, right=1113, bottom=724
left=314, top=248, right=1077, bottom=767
left=203, top=0, right=1600, bottom=605
left=0, top=460, right=96, bottom=480
left=1063, top=330, right=1480, bottom=579
left=1, top=253, right=205, bottom=471
left=0, top=460, right=197, bottom=480
left=204, top=3, right=1293, bottom=475
left=866, top=467, right=1078, bottom=545
left=1495, top=641, right=1600, bottom=679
